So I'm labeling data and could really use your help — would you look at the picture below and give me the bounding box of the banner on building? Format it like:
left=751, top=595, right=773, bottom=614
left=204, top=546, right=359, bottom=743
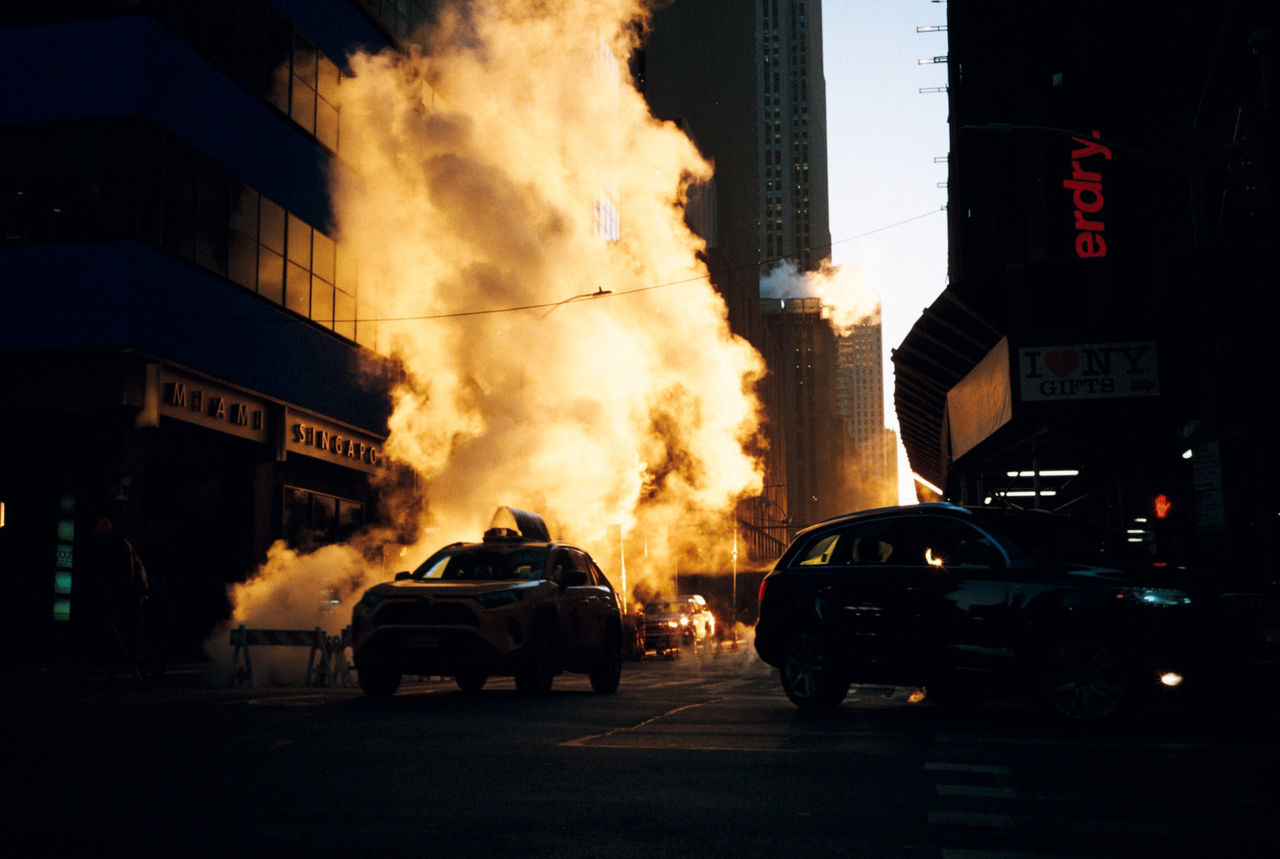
left=1018, top=342, right=1158, bottom=402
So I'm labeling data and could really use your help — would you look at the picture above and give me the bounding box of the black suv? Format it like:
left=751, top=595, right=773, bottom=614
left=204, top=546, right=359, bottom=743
left=755, top=503, right=1203, bottom=722
left=351, top=508, right=623, bottom=697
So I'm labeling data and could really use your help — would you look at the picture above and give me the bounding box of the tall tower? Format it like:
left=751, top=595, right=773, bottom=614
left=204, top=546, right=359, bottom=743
left=641, top=0, right=833, bottom=338
left=642, top=0, right=837, bottom=547
left=837, top=320, right=898, bottom=509
left=757, top=0, right=831, bottom=273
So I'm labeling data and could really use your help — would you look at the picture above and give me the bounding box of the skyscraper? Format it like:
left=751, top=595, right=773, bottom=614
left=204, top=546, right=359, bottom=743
left=757, top=0, right=831, bottom=274
left=643, top=0, right=840, bottom=546
left=837, top=320, right=898, bottom=509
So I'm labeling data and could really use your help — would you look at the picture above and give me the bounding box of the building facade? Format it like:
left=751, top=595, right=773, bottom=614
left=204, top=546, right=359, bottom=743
left=837, top=320, right=897, bottom=510
left=893, top=1, right=1278, bottom=581
left=643, top=0, right=843, bottom=554
left=1, top=1, right=410, bottom=667
left=760, top=297, right=845, bottom=528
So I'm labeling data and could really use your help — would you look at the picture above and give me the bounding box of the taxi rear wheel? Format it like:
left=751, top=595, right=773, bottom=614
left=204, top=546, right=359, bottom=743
left=454, top=670, right=487, bottom=694
left=355, top=654, right=401, bottom=698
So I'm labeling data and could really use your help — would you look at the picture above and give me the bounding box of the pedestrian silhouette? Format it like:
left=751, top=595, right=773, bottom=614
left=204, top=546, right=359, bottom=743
left=82, top=514, right=148, bottom=685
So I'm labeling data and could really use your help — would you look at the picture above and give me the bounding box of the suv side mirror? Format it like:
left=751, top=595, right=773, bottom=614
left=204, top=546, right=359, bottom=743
left=394, top=570, right=413, bottom=581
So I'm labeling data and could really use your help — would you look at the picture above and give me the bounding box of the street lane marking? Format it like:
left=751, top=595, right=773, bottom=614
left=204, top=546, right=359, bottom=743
left=928, top=811, right=1014, bottom=828
left=561, top=702, right=706, bottom=747
left=925, top=762, right=1011, bottom=775
left=936, top=784, right=1018, bottom=799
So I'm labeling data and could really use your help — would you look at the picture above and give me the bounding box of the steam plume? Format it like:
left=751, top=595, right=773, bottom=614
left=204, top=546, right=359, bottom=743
left=760, top=259, right=880, bottom=335
left=223, top=0, right=765, bottom=643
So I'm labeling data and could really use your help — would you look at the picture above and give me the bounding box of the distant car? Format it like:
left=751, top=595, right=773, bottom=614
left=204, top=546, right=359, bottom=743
left=642, top=594, right=716, bottom=657
left=350, top=508, right=623, bottom=697
left=754, top=503, right=1204, bottom=722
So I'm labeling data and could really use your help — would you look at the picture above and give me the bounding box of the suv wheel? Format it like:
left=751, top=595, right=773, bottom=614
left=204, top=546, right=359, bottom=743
left=780, top=629, right=849, bottom=709
left=589, top=628, right=622, bottom=693
left=515, top=624, right=555, bottom=694
left=1040, top=637, right=1130, bottom=723
left=355, top=654, right=401, bottom=698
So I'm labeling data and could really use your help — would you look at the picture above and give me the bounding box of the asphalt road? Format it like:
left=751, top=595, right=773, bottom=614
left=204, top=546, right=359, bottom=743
left=13, top=641, right=1278, bottom=857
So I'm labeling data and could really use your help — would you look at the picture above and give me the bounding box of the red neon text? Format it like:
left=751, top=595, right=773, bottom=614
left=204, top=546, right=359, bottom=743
left=1063, top=131, right=1113, bottom=259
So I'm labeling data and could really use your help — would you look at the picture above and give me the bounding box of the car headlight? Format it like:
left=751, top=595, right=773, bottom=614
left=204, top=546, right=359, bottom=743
left=359, top=591, right=385, bottom=609
left=679, top=616, right=690, bottom=626
left=475, top=589, right=524, bottom=608
left=1119, top=587, right=1191, bottom=606
left=666, top=620, right=680, bottom=629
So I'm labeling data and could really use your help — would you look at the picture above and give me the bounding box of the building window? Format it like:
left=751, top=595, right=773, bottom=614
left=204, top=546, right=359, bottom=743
left=1, top=117, right=380, bottom=351
left=283, top=486, right=364, bottom=552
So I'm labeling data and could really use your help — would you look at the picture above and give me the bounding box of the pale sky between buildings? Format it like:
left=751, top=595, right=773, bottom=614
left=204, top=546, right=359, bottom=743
left=824, top=0, right=951, bottom=501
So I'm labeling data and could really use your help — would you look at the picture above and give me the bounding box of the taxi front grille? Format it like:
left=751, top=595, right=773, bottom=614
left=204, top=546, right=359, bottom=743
left=644, top=621, right=679, bottom=638
left=375, top=600, right=478, bottom=627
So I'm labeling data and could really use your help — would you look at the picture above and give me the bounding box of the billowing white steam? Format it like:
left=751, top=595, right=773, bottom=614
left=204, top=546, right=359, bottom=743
left=760, top=259, right=880, bottom=335
left=220, top=0, right=765, bottom=647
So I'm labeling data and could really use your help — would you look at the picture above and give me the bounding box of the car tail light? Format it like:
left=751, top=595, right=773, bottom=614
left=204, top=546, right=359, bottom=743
left=758, top=577, right=769, bottom=604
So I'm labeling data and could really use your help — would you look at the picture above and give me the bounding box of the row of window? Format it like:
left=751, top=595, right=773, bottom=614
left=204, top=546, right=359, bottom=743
left=283, top=485, right=365, bottom=553
left=153, top=0, right=345, bottom=153
left=6, top=1, right=346, bottom=154
left=1, top=117, right=385, bottom=351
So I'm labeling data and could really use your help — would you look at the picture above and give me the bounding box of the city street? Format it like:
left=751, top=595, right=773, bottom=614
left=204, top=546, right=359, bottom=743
left=13, top=641, right=1277, bottom=857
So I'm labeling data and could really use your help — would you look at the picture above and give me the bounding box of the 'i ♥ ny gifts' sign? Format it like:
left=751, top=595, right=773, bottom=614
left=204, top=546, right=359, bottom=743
left=1019, top=342, right=1158, bottom=402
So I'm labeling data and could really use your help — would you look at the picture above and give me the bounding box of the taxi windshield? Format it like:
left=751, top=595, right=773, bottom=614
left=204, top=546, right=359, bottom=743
left=413, top=546, right=549, bottom=580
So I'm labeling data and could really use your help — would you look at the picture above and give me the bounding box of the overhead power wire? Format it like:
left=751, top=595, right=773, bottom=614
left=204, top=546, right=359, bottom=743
left=0, top=206, right=946, bottom=324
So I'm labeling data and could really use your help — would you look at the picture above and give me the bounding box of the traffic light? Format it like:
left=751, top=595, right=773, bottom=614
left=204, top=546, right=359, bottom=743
left=1154, top=493, right=1172, bottom=520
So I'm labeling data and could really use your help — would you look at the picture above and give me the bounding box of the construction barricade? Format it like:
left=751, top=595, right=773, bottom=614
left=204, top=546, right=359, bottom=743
left=328, top=626, right=355, bottom=688
left=230, top=625, right=340, bottom=687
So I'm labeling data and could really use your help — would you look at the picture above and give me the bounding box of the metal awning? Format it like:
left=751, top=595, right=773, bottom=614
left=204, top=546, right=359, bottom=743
left=892, top=289, right=1003, bottom=493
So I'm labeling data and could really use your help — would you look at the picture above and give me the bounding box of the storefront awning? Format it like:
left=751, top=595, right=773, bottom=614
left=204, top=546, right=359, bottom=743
left=892, top=289, right=1004, bottom=493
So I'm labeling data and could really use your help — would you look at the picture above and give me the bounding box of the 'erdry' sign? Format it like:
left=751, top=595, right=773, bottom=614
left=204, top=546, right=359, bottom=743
left=1019, top=342, right=1158, bottom=402
left=1063, top=131, right=1112, bottom=259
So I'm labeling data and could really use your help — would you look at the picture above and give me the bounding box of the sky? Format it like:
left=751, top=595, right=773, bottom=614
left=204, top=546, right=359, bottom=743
left=823, top=1, right=951, bottom=500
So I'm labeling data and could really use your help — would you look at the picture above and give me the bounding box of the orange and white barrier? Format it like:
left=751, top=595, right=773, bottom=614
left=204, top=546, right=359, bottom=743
left=229, top=625, right=336, bottom=687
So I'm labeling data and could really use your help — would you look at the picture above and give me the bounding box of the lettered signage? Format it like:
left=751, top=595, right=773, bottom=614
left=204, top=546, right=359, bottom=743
left=159, top=369, right=271, bottom=443
left=285, top=407, right=384, bottom=474
left=1064, top=131, right=1112, bottom=259
left=1019, top=342, right=1158, bottom=401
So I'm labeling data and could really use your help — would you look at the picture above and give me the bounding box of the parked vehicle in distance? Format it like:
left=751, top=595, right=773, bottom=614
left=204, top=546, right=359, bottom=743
left=350, top=507, right=623, bottom=697
left=755, top=503, right=1205, bottom=723
left=642, top=594, right=716, bottom=657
